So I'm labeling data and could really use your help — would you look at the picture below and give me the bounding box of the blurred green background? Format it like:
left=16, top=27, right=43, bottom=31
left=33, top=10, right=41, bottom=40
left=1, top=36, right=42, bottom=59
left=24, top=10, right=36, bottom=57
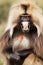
left=0, top=0, right=43, bottom=65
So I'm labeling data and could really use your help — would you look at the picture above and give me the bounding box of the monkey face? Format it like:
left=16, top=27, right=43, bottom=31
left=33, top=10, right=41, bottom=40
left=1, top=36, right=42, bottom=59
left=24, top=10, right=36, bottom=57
left=13, top=13, right=37, bottom=35
left=19, top=14, right=31, bottom=32
left=6, top=1, right=43, bottom=37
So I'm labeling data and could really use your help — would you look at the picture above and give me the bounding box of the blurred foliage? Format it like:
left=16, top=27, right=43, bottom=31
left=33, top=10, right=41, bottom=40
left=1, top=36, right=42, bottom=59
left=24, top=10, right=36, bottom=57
left=0, top=0, right=14, bottom=36
left=36, top=0, right=43, bottom=9
left=0, top=4, right=10, bottom=23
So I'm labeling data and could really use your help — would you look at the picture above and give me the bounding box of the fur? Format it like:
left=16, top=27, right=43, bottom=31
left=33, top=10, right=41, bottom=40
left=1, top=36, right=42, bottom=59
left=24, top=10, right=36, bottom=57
left=0, top=0, right=43, bottom=65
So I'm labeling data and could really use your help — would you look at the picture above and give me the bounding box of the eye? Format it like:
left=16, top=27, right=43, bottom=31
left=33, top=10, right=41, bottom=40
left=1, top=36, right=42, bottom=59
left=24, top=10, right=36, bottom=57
left=20, top=14, right=32, bottom=22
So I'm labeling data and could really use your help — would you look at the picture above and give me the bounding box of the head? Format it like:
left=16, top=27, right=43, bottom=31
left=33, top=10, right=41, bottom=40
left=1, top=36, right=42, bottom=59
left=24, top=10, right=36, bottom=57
left=6, top=0, right=43, bottom=37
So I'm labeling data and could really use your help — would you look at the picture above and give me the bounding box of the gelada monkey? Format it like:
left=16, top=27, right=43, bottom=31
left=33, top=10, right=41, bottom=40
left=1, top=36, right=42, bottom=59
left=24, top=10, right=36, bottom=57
left=0, top=0, right=43, bottom=65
